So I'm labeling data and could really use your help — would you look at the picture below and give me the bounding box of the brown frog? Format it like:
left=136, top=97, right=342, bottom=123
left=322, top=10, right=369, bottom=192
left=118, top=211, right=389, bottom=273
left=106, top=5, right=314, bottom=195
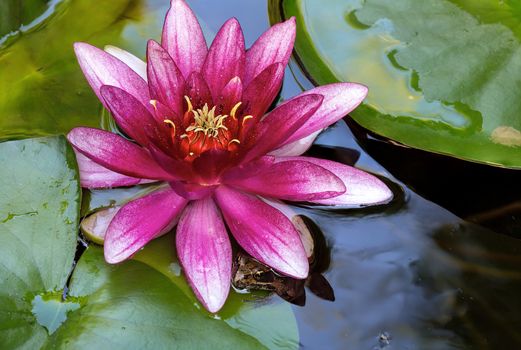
left=232, top=215, right=334, bottom=306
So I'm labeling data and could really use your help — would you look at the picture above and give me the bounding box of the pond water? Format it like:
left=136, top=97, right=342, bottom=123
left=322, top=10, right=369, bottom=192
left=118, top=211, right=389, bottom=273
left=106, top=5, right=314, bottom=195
left=1, top=0, right=520, bottom=349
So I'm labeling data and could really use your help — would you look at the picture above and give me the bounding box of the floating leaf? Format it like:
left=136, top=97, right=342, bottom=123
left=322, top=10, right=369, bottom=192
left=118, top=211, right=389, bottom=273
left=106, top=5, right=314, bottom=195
left=280, top=0, right=521, bottom=168
left=44, top=247, right=266, bottom=349
left=0, top=136, right=80, bottom=349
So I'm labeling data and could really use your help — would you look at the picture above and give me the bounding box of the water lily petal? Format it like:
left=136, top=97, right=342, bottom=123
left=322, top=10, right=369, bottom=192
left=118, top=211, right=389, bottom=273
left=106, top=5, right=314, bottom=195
left=104, top=45, right=147, bottom=81
left=176, top=197, right=231, bottom=313
left=243, top=94, right=323, bottom=162
left=285, top=83, right=368, bottom=144
left=269, top=130, right=321, bottom=157
left=242, top=63, right=284, bottom=118
left=147, top=40, right=185, bottom=116
left=161, top=0, right=207, bottom=78
left=218, top=76, right=242, bottom=113
left=100, top=85, right=171, bottom=150
left=67, top=127, right=175, bottom=181
left=184, top=71, right=212, bottom=108
left=215, top=186, right=309, bottom=279
left=244, top=17, right=296, bottom=86
left=74, top=150, right=152, bottom=189
left=224, top=158, right=345, bottom=201
left=202, top=18, right=245, bottom=99
left=279, top=156, right=393, bottom=206
left=74, top=42, right=150, bottom=109
left=105, top=188, right=187, bottom=263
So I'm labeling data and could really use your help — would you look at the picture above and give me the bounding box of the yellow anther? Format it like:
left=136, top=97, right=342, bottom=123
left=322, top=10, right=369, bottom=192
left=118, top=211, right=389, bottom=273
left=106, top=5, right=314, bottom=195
left=184, top=95, right=193, bottom=113
left=163, top=119, right=175, bottom=128
left=230, top=102, right=242, bottom=119
left=242, top=115, right=253, bottom=125
left=149, top=99, right=158, bottom=110
left=163, top=119, right=176, bottom=135
left=228, top=139, right=240, bottom=145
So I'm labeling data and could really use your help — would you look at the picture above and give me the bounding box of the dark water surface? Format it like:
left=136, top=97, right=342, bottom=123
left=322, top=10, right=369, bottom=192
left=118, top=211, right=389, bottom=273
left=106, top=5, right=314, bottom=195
left=2, top=0, right=521, bottom=349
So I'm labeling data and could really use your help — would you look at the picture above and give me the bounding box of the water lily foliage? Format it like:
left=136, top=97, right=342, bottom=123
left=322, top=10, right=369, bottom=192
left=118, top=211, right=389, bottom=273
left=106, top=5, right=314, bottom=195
left=68, top=0, right=392, bottom=312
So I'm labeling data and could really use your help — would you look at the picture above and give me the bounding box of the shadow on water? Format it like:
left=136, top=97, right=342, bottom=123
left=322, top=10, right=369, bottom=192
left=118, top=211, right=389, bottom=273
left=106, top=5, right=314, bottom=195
left=2, top=0, right=521, bottom=349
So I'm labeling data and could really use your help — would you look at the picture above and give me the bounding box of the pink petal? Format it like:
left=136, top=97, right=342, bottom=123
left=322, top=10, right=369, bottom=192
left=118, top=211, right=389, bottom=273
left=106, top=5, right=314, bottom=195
left=105, top=188, right=187, bottom=263
left=184, top=71, right=212, bottom=108
left=176, top=197, right=232, bottom=313
left=280, top=157, right=393, bottom=206
left=214, top=186, right=309, bottom=279
left=161, top=0, right=207, bottom=78
left=100, top=85, right=171, bottom=150
left=74, top=150, right=152, bottom=189
left=242, top=63, right=284, bottom=118
left=104, top=45, right=147, bottom=81
left=67, top=127, right=175, bottom=181
left=242, top=94, right=323, bottom=162
left=269, top=130, right=322, bottom=157
left=74, top=42, right=150, bottom=110
left=218, top=76, right=242, bottom=113
left=147, top=40, right=185, bottom=116
left=244, top=17, right=296, bottom=86
left=202, top=18, right=245, bottom=99
left=224, top=158, right=345, bottom=201
left=285, top=83, right=368, bottom=144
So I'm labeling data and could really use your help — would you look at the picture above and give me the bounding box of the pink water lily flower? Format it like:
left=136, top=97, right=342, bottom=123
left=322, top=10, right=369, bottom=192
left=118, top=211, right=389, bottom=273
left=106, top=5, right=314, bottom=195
left=68, top=0, right=392, bottom=312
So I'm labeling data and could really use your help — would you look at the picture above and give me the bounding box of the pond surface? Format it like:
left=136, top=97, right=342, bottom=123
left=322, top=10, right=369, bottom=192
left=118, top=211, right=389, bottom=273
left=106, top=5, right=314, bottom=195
left=1, top=0, right=520, bottom=349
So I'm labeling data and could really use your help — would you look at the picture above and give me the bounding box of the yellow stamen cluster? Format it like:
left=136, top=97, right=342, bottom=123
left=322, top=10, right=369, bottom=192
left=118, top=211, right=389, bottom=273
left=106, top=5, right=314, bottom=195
left=184, top=103, right=229, bottom=138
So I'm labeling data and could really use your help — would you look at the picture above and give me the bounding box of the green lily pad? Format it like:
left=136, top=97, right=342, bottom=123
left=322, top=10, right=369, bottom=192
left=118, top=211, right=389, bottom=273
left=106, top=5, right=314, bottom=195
left=280, top=0, right=521, bottom=168
left=0, top=0, right=50, bottom=40
left=0, top=136, right=80, bottom=349
left=44, top=247, right=266, bottom=349
left=0, top=0, right=170, bottom=140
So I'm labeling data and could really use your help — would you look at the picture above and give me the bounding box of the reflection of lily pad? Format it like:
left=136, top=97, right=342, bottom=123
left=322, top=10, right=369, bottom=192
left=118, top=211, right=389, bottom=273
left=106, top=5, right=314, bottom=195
left=280, top=0, right=521, bottom=168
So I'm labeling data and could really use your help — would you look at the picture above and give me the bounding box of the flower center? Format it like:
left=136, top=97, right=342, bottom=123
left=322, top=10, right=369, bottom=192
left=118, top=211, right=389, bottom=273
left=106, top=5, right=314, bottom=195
left=182, top=97, right=229, bottom=139
left=162, top=96, right=245, bottom=159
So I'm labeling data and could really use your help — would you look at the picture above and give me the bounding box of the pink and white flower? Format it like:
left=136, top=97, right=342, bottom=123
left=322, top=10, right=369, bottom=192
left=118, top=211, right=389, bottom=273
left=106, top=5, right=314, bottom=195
left=68, top=0, right=392, bottom=312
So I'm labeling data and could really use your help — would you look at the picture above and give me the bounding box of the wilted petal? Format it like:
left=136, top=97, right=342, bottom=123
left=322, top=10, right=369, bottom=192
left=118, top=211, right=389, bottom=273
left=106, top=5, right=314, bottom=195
left=147, top=40, right=185, bottom=116
left=202, top=18, right=245, bottom=99
left=244, top=17, right=296, bottom=86
left=74, top=42, right=150, bottom=109
left=285, top=83, right=368, bottom=144
left=74, top=150, right=152, bottom=189
left=243, top=94, right=323, bottom=162
left=100, top=85, right=170, bottom=149
left=176, top=197, right=231, bottom=313
left=67, top=127, right=175, bottom=181
left=105, top=188, right=187, bottom=263
left=280, top=157, right=393, bottom=206
left=224, top=158, right=345, bottom=201
left=104, top=45, right=147, bottom=81
left=242, top=63, right=284, bottom=118
left=215, top=186, right=308, bottom=279
left=161, top=0, right=207, bottom=78
left=269, top=130, right=321, bottom=157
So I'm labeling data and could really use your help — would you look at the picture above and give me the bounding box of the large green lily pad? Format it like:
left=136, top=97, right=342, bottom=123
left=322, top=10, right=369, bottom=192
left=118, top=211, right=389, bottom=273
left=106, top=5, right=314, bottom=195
left=0, top=136, right=80, bottom=349
left=280, top=0, right=521, bottom=168
left=44, top=247, right=266, bottom=349
left=0, top=0, right=170, bottom=140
